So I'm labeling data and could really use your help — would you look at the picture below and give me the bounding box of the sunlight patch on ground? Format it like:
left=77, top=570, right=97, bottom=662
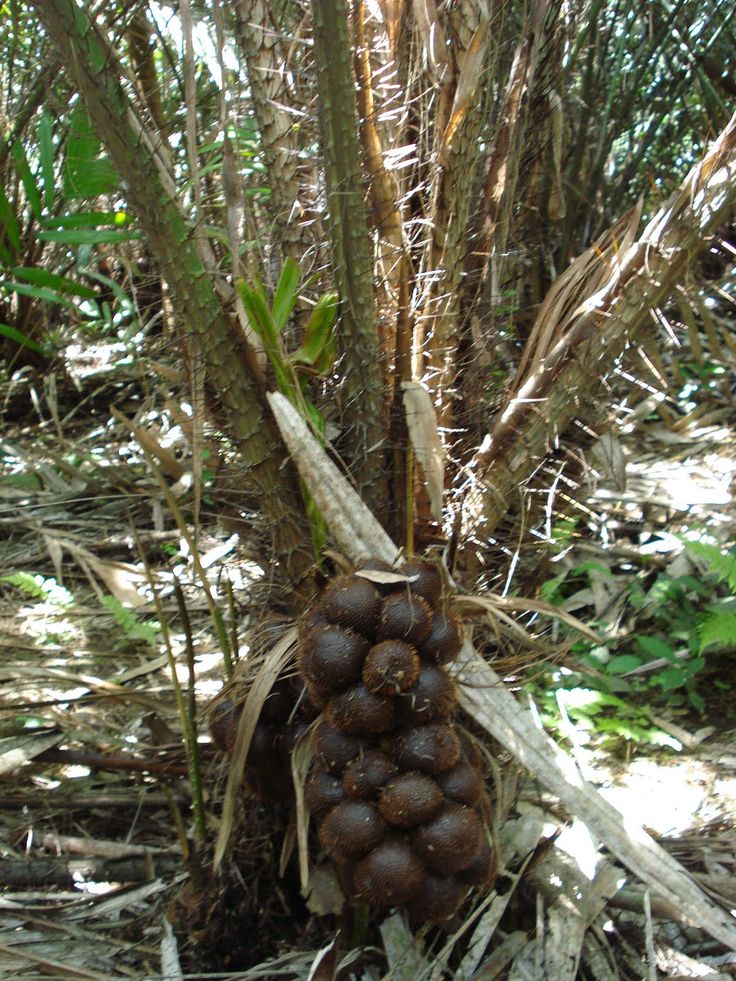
left=594, top=751, right=736, bottom=836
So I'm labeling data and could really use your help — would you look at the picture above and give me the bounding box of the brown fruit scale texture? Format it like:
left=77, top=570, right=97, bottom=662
left=299, top=560, right=495, bottom=924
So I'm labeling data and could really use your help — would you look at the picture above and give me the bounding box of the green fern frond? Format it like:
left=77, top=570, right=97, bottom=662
left=1, top=572, right=75, bottom=607
left=100, top=595, right=159, bottom=645
left=698, top=609, right=736, bottom=652
left=686, top=541, right=736, bottom=593
left=1, top=572, right=49, bottom=600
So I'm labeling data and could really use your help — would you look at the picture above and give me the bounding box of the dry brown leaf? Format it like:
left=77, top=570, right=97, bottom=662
left=547, top=88, right=566, bottom=220
left=412, top=0, right=448, bottom=80
left=213, top=628, right=298, bottom=872
left=267, top=393, right=397, bottom=563
left=440, top=20, right=489, bottom=159
left=402, top=381, right=446, bottom=522
left=291, top=718, right=316, bottom=891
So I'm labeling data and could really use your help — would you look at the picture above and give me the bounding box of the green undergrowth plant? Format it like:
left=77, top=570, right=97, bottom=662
left=1, top=104, right=140, bottom=356
left=238, top=258, right=338, bottom=558
left=532, top=536, right=736, bottom=751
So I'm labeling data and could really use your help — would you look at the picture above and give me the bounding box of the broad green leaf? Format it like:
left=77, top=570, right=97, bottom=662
left=2, top=281, right=76, bottom=308
left=38, top=228, right=139, bottom=244
left=606, top=654, right=642, bottom=674
left=272, top=257, right=301, bottom=333
left=0, top=323, right=48, bottom=355
left=81, top=268, right=130, bottom=305
left=688, top=691, right=705, bottom=713
left=654, top=666, right=687, bottom=691
left=635, top=635, right=676, bottom=661
left=290, top=291, right=338, bottom=372
left=11, top=142, right=43, bottom=221
left=64, top=104, right=118, bottom=199
left=12, top=267, right=97, bottom=300
left=0, top=183, right=22, bottom=258
left=38, top=110, right=55, bottom=211
left=40, top=211, right=130, bottom=230
left=238, top=280, right=278, bottom=347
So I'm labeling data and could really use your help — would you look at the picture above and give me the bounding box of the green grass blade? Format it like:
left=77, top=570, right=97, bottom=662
left=0, top=323, right=49, bottom=355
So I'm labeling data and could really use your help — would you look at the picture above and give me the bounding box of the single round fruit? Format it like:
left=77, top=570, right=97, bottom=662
left=457, top=838, right=495, bottom=887
left=406, top=873, right=467, bottom=922
left=376, top=593, right=433, bottom=646
left=436, top=758, right=483, bottom=806
left=378, top=771, right=444, bottom=828
left=389, top=722, right=461, bottom=774
left=354, top=557, right=400, bottom=595
left=327, top=683, right=394, bottom=736
left=209, top=698, right=242, bottom=754
left=300, top=605, right=331, bottom=635
left=318, top=800, right=387, bottom=860
left=321, top=575, right=381, bottom=635
left=420, top=610, right=463, bottom=664
left=260, top=679, right=295, bottom=724
left=302, top=676, right=331, bottom=710
left=247, top=721, right=279, bottom=770
left=394, top=663, right=457, bottom=725
left=412, top=802, right=484, bottom=874
left=293, top=682, right=323, bottom=720
left=305, top=767, right=345, bottom=820
left=362, top=640, right=420, bottom=695
left=342, top=751, right=398, bottom=799
left=458, top=729, right=485, bottom=773
left=246, top=764, right=293, bottom=802
left=299, top=625, right=369, bottom=691
left=312, top=720, right=367, bottom=774
left=283, top=717, right=310, bottom=753
left=353, top=839, right=427, bottom=907
left=400, top=559, right=443, bottom=606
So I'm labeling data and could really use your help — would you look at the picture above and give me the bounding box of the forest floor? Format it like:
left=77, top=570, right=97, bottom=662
left=0, top=338, right=735, bottom=980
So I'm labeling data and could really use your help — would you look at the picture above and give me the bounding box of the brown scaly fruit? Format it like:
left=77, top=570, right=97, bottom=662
left=209, top=698, right=242, bottom=755
left=420, top=610, right=463, bottom=664
left=406, top=873, right=468, bottom=923
left=341, top=751, right=398, bottom=799
left=327, top=683, right=395, bottom=736
left=436, top=758, right=484, bottom=806
left=318, top=800, right=387, bottom=860
left=353, top=839, right=427, bottom=908
left=394, top=662, right=457, bottom=725
left=305, top=767, right=345, bottom=820
left=362, top=640, right=420, bottom=695
left=376, top=592, right=433, bottom=646
left=389, top=722, right=461, bottom=774
left=457, top=838, right=496, bottom=887
left=378, top=771, right=444, bottom=828
left=412, top=801, right=485, bottom=874
left=312, top=720, right=367, bottom=775
left=321, top=575, right=382, bottom=635
left=299, top=624, right=369, bottom=692
left=259, top=678, right=296, bottom=724
left=400, top=559, right=443, bottom=606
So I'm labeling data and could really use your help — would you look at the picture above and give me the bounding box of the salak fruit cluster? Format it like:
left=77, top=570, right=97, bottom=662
left=300, top=559, right=494, bottom=923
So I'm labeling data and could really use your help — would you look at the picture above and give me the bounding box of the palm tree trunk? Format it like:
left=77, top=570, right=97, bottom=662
left=35, top=0, right=312, bottom=588
left=310, top=0, right=388, bottom=513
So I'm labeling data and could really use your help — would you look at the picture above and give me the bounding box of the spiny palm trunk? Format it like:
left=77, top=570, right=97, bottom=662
left=310, top=0, right=388, bottom=514
left=235, top=0, right=318, bottom=268
left=35, top=0, right=313, bottom=589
